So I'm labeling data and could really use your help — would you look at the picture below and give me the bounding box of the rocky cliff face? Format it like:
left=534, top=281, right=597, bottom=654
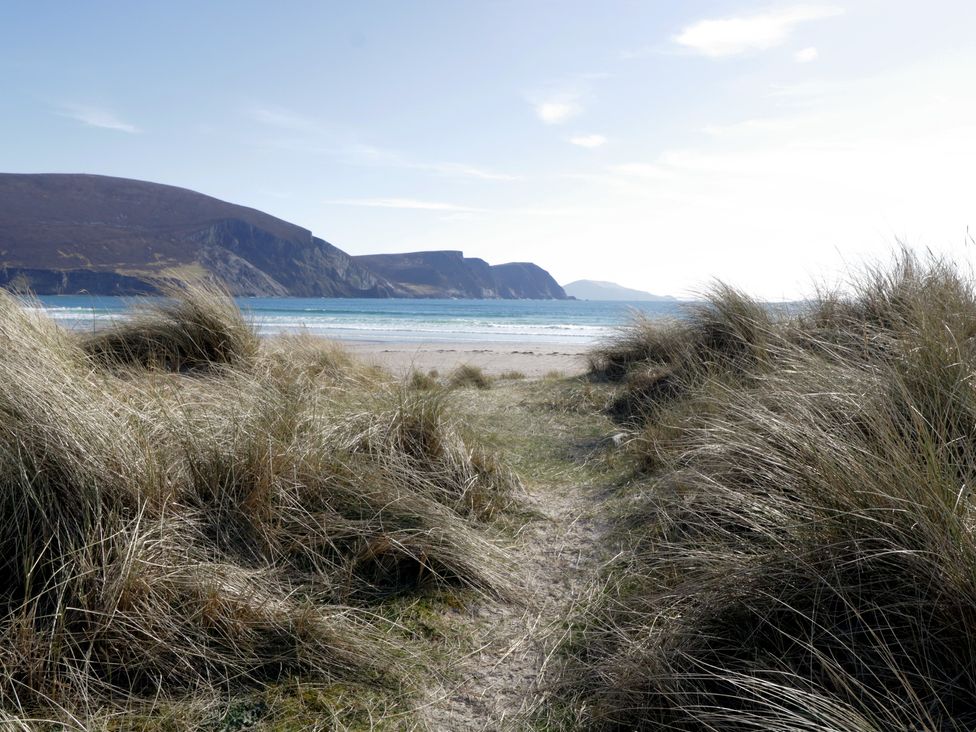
left=0, top=173, right=566, bottom=299
left=191, top=220, right=393, bottom=297
left=353, top=251, right=495, bottom=298
left=353, top=252, right=568, bottom=299
left=490, top=262, right=567, bottom=299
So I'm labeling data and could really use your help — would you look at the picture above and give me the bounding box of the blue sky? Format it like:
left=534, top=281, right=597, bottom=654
left=3, top=1, right=976, bottom=298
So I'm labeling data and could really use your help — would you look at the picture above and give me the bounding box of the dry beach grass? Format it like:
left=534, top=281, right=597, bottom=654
left=0, top=285, right=522, bottom=728
left=5, top=252, right=976, bottom=730
left=547, top=251, right=976, bottom=731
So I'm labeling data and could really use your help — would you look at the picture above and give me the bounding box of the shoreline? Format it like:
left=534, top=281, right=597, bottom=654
left=340, top=339, right=590, bottom=378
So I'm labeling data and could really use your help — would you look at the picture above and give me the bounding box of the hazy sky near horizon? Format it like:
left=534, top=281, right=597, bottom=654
left=3, top=1, right=976, bottom=298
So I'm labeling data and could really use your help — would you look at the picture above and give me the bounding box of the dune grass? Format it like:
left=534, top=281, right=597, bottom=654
left=549, top=251, right=976, bottom=730
left=497, top=370, right=526, bottom=381
left=407, top=369, right=440, bottom=391
left=448, top=364, right=492, bottom=390
left=81, top=282, right=259, bottom=372
left=0, top=287, right=520, bottom=728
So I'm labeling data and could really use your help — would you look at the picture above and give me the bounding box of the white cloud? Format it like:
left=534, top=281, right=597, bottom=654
left=795, top=46, right=819, bottom=62
left=535, top=100, right=581, bottom=124
left=554, top=55, right=976, bottom=298
left=325, top=198, right=486, bottom=212
left=59, top=104, right=139, bottom=133
left=317, top=54, right=976, bottom=302
left=569, top=134, right=607, bottom=148
left=675, top=6, right=843, bottom=57
left=528, top=74, right=607, bottom=125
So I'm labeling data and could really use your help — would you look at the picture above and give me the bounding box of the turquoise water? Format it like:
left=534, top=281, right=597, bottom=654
left=31, top=296, right=691, bottom=345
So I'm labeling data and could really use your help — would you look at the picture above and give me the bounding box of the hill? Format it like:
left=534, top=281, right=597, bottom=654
left=491, top=262, right=567, bottom=299
left=562, top=279, right=675, bottom=301
left=0, top=173, right=565, bottom=299
left=354, top=252, right=568, bottom=299
left=0, top=173, right=392, bottom=297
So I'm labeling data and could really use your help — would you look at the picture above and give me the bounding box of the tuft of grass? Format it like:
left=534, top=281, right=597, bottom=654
left=448, top=364, right=491, bottom=390
left=590, top=285, right=773, bottom=423
left=258, top=331, right=383, bottom=388
left=497, top=370, right=526, bottom=381
left=0, top=286, right=521, bottom=726
left=551, top=250, right=976, bottom=730
left=81, top=281, right=258, bottom=372
left=406, top=369, right=440, bottom=391
left=345, top=387, right=521, bottom=524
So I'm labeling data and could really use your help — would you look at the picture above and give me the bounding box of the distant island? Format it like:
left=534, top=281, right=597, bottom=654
left=563, top=279, right=676, bottom=301
left=0, top=173, right=568, bottom=299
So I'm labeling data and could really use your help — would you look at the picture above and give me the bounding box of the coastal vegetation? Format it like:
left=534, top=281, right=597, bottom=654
left=547, top=251, right=976, bottom=730
left=0, top=284, right=521, bottom=728
left=3, top=251, right=976, bottom=730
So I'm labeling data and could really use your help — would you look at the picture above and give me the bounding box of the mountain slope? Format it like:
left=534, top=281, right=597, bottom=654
left=0, top=173, right=567, bottom=299
left=0, top=173, right=393, bottom=296
left=563, top=279, right=675, bottom=301
left=491, top=262, right=566, bottom=299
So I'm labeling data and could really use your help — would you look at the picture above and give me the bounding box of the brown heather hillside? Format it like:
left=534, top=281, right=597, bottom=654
left=0, top=173, right=392, bottom=296
left=0, top=173, right=569, bottom=299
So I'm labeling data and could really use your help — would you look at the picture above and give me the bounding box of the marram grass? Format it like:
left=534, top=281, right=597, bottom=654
left=0, top=285, right=520, bottom=727
left=550, top=251, right=976, bottom=731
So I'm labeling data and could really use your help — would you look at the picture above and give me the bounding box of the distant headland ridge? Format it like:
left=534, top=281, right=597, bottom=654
left=562, top=279, right=676, bottom=302
left=0, top=173, right=568, bottom=299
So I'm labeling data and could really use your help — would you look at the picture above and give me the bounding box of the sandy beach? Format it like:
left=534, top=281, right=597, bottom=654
left=342, top=340, right=590, bottom=378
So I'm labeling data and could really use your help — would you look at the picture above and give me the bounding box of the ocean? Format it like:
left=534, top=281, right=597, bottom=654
left=31, top=296, right=690, bottom=345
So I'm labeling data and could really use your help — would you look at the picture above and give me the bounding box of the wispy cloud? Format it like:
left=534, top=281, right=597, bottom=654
left=569, top=134, right=607, bottom=148
left=411, top=161, right=518, bottom=181
left=675, top=6, right=843, bottom=57
left=248, top=106, right=319, bottom=132
left=794, top=46, right=819, bottom=63
left=324, top=197, right=487, bottom=212
left=249, top=104, right=517, bottom=180
left=439, top=211, right=482, bottom=222
left=535, top=99, right=582, bottom=125
left=528, top=74, right=606, bottom=125
left=58, top=104, right=140, bottom=133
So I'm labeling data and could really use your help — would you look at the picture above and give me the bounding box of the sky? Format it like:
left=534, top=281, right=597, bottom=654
left=3, top=1, right=976, bottom=299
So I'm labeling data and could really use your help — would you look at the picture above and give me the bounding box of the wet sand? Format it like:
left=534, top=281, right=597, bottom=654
left=342, top=341, right=589, bottom=378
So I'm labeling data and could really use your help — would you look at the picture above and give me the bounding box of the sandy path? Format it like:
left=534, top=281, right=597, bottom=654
left=422, top=482, right=603, bottom=730
left=419, top=381, right=616, bottom=730
left=342, top=341, right=589, bottom=379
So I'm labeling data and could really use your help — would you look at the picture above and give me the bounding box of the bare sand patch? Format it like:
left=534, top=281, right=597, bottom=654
left=342, top=340, right=589, bottom=378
